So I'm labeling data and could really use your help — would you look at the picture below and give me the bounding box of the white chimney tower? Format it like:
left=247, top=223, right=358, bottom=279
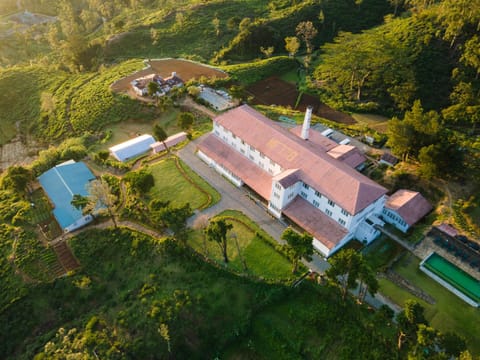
left=301, top=106, right=313, bottom=140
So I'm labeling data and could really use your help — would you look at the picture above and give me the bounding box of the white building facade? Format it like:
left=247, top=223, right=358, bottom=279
left=197, top=105, right=393, bottom=257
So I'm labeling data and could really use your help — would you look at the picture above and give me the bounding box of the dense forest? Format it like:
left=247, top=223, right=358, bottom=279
left=0, top=0, right=479, bottom=358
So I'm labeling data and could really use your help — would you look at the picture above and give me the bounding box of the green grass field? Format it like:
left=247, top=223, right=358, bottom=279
left=362, top=235, right=405, bottom=272
left=189, top=210, right=293, bottom=280
left=379, top=253, right=480, bottom=355
left=352, top=113, right=390, bottom=133
left=148, top=157, right=219, bottom=210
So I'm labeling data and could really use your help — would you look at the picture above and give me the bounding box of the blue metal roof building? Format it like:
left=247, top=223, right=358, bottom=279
left=38, top=161, right=96, bottom=232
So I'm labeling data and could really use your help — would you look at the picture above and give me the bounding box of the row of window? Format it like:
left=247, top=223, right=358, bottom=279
left=383, top=209, right=407, bottom=227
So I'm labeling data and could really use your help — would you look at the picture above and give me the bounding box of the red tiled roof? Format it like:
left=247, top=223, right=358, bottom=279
left=327, top=145, right=366, bottom=169
left=198, top=135, right=272, bottom=199
left=213, top=105, right=387, bottom=214
left=385, top=189, right=432, bottom=226
left=283, top=196, right=348, bottom=250
left=273, top=169, right=301, bottom=188
left=289, top=126, right=338, bottom=152
left=435, top=223, right=458, bottom=237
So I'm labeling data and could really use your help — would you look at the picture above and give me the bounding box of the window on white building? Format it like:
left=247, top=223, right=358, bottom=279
left=240, top=149, right=245, bottom=154
left=275, top=183, right=282, bottom=190
left=328, top=199, right=335, bottom=207
left=313, top=200, right=320, bottom=208
left=303, top=183, right=309, bottom=190
left=325, top=209, right=332, bottom=217
left=260, top=153, right=265, bottom=159
left=249, top=155, right=254, bottom=160
left=300, top=191, right=307, bottom=198
left=288, top=193, right=294, bottom=199
left=315, top=191, right=321, bottom=197
left=274, top=192, right=280, bottom=199
left=270, top=159, right=275, bottom=166
left=338, top=218, right=346, bottom=226
left=249, top=145, right=255, bottom=151
left=232, top=134, right=236, bottom=139
left=341, top=209, right=349, bottom=217
left=241, top=140, right=245, bottom=145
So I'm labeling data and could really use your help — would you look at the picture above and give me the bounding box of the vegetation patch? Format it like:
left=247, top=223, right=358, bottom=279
left=379, top=253, right=480, bottom=354
left=189, top=210, right=293, bottom=280
left=148, top=157, right=219, bottom=210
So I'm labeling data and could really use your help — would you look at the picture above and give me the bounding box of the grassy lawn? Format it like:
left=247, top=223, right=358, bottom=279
left=189, top=210, right=293, bottom=280
left=95, top=109, right=179, bottom=151
left=362, top=235, right=405, bottom=272
left=352, top=113, right=390, bottom=133
left=148, top=157, right=219, bottom=210
left=279, top=68, right=299, bottom=84
left=379, top=253, right=480, bottom=355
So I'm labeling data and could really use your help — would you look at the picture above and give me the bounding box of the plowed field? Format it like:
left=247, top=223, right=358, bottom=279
left=247, top=77, right=356, bottom=125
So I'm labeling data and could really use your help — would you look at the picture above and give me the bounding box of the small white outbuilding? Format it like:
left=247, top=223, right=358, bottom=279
left=109, top=134, right=156, bottom=162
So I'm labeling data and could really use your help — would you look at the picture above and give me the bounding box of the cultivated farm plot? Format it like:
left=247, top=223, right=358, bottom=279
left=247, top=77, right=356, bottom=125
left=111, top=58, right=228, bottom=94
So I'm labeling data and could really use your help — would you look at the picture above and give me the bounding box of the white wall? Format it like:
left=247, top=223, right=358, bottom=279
left=197, top=150, right=243, bottom=187
left=382, top=208, right=409, bottom=232
left=214, top=122, right=283, bottom=175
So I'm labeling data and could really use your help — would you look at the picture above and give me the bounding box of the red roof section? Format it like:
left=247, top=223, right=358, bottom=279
left=327, top=145, right=366, bottom=169
left=213, top=105, right=387, bottom=214
left=198, top=135, right=272, bottom=199
left=273, top=169, right=301, bottom=188
left=283, top=197, right=348, bottom=249
left=289, top=126, right=338, bottom=152
left=385, top=189, right=432, bottom=226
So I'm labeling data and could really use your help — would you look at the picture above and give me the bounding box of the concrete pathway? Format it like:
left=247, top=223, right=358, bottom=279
left=177, top=137, right=402, bottom=313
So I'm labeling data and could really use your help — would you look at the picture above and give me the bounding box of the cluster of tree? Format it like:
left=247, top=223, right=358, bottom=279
left=313, top=0, right=480, bottom=125
left=325, top=249, right=471, bottom=358
left=387, top=100, right=464, bottom=179
left=213, top=0, right=391, bottom=62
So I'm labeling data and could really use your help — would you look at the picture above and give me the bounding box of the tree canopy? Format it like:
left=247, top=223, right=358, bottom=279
left=281, top=227, right=313, bottom=273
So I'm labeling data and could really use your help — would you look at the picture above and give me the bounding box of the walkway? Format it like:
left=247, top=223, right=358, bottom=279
left=177, top=137, right=401, bottom=313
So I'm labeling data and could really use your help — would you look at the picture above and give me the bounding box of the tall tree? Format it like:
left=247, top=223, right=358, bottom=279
left=124, top=169, right=154, bottom=194
left=260, top=46, right=274, bottom=58
left=295, top=21, right=318, bottom=54
left=71, top=194, right=89, bottom=213
left=157, top=203, right=192, bottom=244
left=1, top=166, right=32, bottom=193
left=326, top=249, right=363, bottom=300
left=212, top=16, right=221, bottom=37
left=284, top=36, right=300, bottom=58
left=153, top=124, right=169, bottom=152
left=87, top=178, right=118, bottom=228
left=204, top=218, right=233, bottom=263
left=386, top=100, right=440, bottom=160
left=177, top=112, right=195, bottom=130
left=357, top=262, right=378, bottom=302
left=281, top=227, right=314, bottom=273
left=396, top=299, right=427, bottom=350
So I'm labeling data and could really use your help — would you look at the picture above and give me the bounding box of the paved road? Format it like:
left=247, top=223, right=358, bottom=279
left=177, top=136, right=402, bottom=313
